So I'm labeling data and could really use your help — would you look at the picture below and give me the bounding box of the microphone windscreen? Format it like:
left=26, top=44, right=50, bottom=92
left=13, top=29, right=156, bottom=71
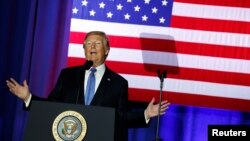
left=85, top=60, right=93, bottom=70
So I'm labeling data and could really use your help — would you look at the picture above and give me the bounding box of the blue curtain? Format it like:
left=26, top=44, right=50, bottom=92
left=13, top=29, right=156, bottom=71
left=0, top=0, right=249, bottom=141
left=0, top=0, right=72, bottom=140
left=129, top=105, right=250, bottom=141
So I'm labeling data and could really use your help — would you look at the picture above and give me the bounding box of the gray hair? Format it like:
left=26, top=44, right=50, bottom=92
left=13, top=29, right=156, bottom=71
left=83, top=31, right=110, bottom=50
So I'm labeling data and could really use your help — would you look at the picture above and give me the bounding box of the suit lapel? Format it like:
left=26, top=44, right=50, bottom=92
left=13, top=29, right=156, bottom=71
left=90, top=67, right=111, bottom=106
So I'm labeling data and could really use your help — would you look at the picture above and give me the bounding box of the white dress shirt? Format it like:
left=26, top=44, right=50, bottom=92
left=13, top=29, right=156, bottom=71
left=84, top=63, right=105, bottom=96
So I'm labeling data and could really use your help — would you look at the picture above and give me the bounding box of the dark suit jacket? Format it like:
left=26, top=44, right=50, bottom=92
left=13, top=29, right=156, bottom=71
left=31, top=64, right=148, bottom=141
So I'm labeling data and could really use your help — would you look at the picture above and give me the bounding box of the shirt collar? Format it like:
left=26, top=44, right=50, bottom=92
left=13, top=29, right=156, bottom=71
left=87, top=63, right=106, bottom=76
left=95, top=63, right=105, bottom=72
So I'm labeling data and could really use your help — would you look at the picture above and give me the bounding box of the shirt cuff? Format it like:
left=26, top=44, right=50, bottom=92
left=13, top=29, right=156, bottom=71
left=24, top=94, right=32, bottom=107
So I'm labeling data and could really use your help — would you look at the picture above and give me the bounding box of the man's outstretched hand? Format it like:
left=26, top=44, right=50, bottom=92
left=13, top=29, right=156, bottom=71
left=6, top=78, right=30, bottom=101
left=145, top=98, right=170, bottom=119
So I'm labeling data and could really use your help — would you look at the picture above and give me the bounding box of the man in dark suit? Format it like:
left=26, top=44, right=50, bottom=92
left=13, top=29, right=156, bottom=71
left=7, top=31, right=170, bottom=141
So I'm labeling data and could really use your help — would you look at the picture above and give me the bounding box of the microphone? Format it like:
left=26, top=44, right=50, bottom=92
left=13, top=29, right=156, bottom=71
left=75, top=60, right=93, bottom=104
left=85, top=60, right=93, bottom=70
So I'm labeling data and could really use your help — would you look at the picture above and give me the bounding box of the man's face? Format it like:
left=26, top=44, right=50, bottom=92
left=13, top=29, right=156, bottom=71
left=84, top=34, right=109, bottom=67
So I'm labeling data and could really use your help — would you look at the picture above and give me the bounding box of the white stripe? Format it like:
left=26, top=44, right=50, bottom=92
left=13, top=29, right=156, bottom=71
left=173, top=2, right=250, bottom=22
left=68, top=43, right=250, bottom=74
left=70, top=19, right=250, bottom=48
left=122, top=74, right=250, bottom=100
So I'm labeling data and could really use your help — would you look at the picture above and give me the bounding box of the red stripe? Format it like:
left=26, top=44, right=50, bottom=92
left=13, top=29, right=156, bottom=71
left=128, top=88, right=250, bottom=112
left=67, top=57, right=85, bottom=66
left=69, top=32, right=250, bottom=60
left=69, top=32, right=86, bottom=43
left=67, top=57, right=250, bottom=87
left=171, top=16, right=250, bottom=34
left=174, top=0, right=250, bottom=8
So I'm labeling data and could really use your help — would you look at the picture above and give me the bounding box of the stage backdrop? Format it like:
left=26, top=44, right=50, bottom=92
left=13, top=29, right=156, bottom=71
left=68, top=0, right=250, bottom=112
left=0, top=0, right=250, bottom=141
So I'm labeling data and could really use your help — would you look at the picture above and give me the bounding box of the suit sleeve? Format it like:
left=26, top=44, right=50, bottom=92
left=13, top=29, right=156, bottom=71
left=117, top=79, right=149, bottom=128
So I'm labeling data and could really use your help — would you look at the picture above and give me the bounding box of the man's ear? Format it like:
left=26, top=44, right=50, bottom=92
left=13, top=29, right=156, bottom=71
left=105, top=50, right=110, bottom=55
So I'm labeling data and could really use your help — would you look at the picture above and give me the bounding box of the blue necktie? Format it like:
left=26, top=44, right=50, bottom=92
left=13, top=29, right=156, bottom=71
left=85, top=67, right=97, bottom=105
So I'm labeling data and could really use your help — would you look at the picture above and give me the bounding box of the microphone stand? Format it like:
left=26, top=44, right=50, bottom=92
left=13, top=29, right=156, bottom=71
left=153, top=70, right=167, bottom=141
left=75, top=60, right=93, bottom=104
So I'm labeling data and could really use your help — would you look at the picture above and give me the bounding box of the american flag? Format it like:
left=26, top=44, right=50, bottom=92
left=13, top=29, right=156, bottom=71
left=68, top=0, right=250, bottom=112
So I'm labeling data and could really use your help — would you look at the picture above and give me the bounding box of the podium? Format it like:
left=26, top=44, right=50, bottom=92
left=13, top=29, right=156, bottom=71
left=23, top=100, right=116, bottom=141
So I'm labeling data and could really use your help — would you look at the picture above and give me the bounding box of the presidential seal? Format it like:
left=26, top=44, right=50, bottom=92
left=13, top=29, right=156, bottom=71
left=52, top=111, right=87, bottom=141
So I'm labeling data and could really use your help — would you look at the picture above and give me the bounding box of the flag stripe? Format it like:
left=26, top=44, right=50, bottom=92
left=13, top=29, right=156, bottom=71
left=106, top=61, right=250, bottom=86
left=129, top=88, right=250, bottom=112
left=68, top=44, right=250, bottom=74
left=70, top=32, right=250, bottom=60
left=171, top=16, right=250, bottom=34
left=173, top=2, right=250, bottom=22
left=175, top=0, right=250, bottom=8
left=122, top=73, right=250, bottom=100
left=70, top=19, right=250, bottom=48
left=67, top=57, right=250, bottom=87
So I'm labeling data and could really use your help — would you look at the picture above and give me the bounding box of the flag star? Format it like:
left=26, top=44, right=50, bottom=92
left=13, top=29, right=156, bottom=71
left=152, top=7, right=158, bottom=13
left=162, top=0, right=168, bottom=6
left=107, top=11, right=113, bottom=18
left=134, top=5, right=140, bottom=12
left=72, top=7, right=79, bottom=14
left=117, top=4, right=123, bottom=10
left=159, top=17, right=166, bottom=23
left=89, top=9, right=96, bottom=16
left=81, top=0, right=88, bottom=6
left=99, top=2, right=105, bottom=8
left=144, top=0, right=150, bottom=4
left=124, top=13, right=131, bottom=20
left=127, top=0, right=132, bottom=3
left=142, top=15, right=148, bottom=21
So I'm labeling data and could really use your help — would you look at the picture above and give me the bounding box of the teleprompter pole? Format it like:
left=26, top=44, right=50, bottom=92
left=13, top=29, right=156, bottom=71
left=153, top=70, right=167, bottom=141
